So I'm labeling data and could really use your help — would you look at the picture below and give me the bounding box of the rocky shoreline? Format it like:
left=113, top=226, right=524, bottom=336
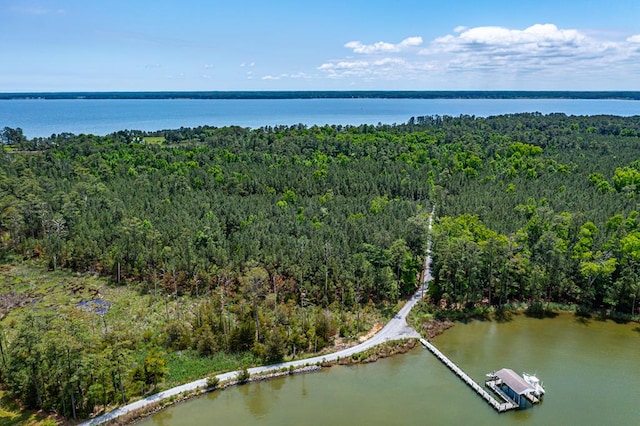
left=420, top=319, right=455, bottom=339
left=335, top=338, right=419, bottom=365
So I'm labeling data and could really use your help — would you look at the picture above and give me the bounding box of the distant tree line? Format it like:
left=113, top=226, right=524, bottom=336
left=1, top=91, right=639, bottom=100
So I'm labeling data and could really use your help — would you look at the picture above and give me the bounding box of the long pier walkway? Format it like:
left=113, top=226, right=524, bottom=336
left=419, top=338, right=518, bottom=412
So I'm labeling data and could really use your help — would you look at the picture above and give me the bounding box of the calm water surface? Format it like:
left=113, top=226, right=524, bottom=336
left=1, top=98, right=639, bottom=138
left=139, top=313, right=639, bottom=426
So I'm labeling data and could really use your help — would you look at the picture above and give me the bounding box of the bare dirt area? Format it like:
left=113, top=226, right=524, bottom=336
left=358, top=323, right=383, bottom=342
left=318, top=322, right=385, bottom=355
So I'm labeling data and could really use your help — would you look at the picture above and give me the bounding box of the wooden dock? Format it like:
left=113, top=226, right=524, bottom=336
left=419, top=338, right=518, bottom=412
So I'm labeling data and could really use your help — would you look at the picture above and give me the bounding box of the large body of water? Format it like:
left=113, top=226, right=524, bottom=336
left=140, top=313, right=639, bottom=426
left=1, top=98, right=639, bottom=138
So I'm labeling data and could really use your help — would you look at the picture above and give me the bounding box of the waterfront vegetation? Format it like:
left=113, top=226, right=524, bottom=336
left=1, top=113, right=640, bottom=422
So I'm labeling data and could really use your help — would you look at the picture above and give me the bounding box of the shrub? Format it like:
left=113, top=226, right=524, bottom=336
left=236, top=368, right=250, bottom=384
left=206, top=375, right=220, bottom=390
left=164, top=320, right=192, bottom=350
left=196, top=326, right=218, bottom=356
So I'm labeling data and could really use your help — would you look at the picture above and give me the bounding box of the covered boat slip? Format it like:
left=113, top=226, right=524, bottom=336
left=422, top=339, right=532, bottom=412
left=486, top=368, right=541, bottom=408
left=421, top=338, right=543, bottom=412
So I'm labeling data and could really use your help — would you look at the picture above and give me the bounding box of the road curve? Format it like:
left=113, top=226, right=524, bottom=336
left=84, top=212, right=434, bottom=425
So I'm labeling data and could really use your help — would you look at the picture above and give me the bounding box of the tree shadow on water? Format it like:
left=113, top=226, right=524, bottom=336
left=493, top=306, right=514, bottom=323
left=611, top=317, right=630, bottom=324
left=524, top=302, right=559, bottom=319
left=572, top=304, right=591, bottom=325
left=242, top=381, right=269, bottom=418
left=575, top=316, right=591, bottom=325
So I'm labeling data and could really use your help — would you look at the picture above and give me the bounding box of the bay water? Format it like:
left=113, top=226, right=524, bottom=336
left=139, top=313, right=639, bottom=425
left=1, top=98, right=638, bottom=139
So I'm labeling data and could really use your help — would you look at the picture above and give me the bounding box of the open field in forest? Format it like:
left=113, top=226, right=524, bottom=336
left=0, top=261, right=267, bottom=389
left=142, top=136, right=166, bottom=144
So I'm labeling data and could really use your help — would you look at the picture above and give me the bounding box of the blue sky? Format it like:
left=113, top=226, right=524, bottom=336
left=2, top=0, right=640, bottom=91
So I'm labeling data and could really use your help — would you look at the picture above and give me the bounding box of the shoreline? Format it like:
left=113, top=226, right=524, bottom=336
left=107, top=365, right=324, bottom=426
left=76, top=306, right=640, bottom=425
left=91, top=339, right=420, bottom=426
left=81, top=321, right=425, bottom=426
left=100, top=316, right=453, bottom=426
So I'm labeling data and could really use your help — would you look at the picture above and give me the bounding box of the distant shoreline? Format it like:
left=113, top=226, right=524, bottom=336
left=1, top=90, right=640, bottom=101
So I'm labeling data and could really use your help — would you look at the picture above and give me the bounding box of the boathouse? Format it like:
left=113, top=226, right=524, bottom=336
left=491, top=368, right=537, bottom=408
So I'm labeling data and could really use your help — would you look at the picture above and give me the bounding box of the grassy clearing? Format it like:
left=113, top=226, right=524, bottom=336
left=1, top=261, right=102, bottom=323
left=0, top=261, right=157, bottom=329
left=163, top=350, right=260, bottom=388
left=142, top=136, right=166, bottom=144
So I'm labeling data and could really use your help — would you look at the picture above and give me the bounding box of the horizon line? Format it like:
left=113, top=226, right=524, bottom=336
left=1, top=90, right=639, bottom=101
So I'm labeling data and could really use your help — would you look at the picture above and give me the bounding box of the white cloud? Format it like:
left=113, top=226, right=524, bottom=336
left=422, top=24, right=626, bottom=74
left=318, top=58, right=412, bottom=80
left=400, top=37, right=423, bottom=47
left=318, top=61, right=369, bottom=71
left=459, top=24, right=583, bottom=46
left=318, top=25, right=640, bottom=88
left=345, top=41, right=394, bottom=54
left=261, top=72, right=311, bottom=81
left=344, top=36, right=423, bottom=54
left=427, top=24, right=591, bottom=58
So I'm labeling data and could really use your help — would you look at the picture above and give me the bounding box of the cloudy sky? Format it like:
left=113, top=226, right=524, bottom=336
left=2, top=0, right=639, bottom=91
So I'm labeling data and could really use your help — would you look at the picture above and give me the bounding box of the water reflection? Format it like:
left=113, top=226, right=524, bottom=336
left=205, top=389, right=221, bottom=403
left=300, top=373, right=308, bottom=398
left=268, top=376, right=284, bottom=392
left=241, top=382, right=269, bottom=419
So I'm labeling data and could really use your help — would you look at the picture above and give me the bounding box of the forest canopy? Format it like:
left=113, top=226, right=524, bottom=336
left=1, top=112, right=640, bottom=419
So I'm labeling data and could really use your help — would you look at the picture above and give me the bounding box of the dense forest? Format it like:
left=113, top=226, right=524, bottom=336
left=1, top=113, right=640, bottom=420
